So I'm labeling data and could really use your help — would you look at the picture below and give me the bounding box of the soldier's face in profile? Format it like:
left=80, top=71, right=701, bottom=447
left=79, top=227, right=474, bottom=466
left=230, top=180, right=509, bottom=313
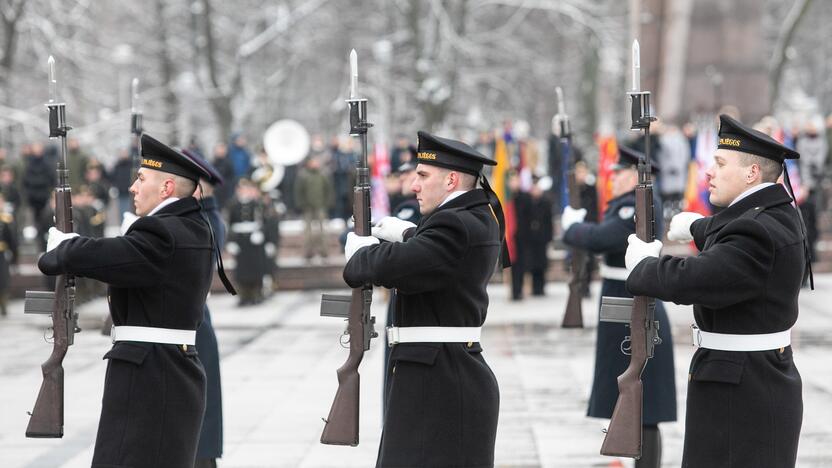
left=399, top=170, right=416, bottom=196
left=411, top=164, right=452, bottom=215
left=610, top=167, right=637, bottom=198
left=130, top=168, right=166, bottom=216
left=706, top=149, right=747, bottom=207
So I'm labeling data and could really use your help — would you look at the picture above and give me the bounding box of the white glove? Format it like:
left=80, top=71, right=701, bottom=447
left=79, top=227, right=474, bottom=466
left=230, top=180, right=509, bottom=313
left=560, top=206, right=587, bottom=231
left=265, top=242, right=276, bottom=257
left=250, top=231, right=265, bottom=245
left=46, top=227, right=80, bottom=253
left=667, top=211, right=704, bottom=242
left=371, top=216, right=416, bottom=243
left=226, top=242, right=240, bottom=256
left=120, top=212, right=139, bottom=235
left=625, top=234, right=663, bottom=272
left=345, top=232, right=379, bottom=262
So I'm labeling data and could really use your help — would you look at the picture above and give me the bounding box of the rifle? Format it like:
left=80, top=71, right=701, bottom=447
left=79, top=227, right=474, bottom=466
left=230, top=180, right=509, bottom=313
left=598, top=39, right=662, bottom=459
left=23, top=56, right=79, bottom=438
left=319, top=49, right=378, bottom=446
left=558, top=86, right=585, bottom=328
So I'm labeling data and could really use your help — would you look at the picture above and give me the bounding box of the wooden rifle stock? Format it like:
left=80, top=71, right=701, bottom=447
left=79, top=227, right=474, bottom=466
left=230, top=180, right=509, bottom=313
left=562, top=166, right=585, bottom=328
left=320, top=287, right=370, bottom=445
left=26, top=273, right=72, bottom=438
left=600, top=296, right=649, bottom=458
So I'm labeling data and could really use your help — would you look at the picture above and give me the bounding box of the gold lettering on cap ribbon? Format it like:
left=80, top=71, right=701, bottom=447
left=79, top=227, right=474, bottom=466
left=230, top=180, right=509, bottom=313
left=417, top=152, right=437, bottom=160
left=142, top=158, right=163, bottom=168
left=719, top=138, right=741, bottom=147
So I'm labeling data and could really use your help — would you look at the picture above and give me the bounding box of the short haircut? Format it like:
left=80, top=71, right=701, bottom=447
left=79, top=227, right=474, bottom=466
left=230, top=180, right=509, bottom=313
left=738, top=152, right=782, bottom=183
left=172, top=174, right=197, bottom=197
left=457, top=172, right=478, bottom=190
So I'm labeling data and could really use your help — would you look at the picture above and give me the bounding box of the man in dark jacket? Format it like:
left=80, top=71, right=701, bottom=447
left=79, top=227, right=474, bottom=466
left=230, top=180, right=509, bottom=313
left=344, top=131, right=506, bottom=468
left=38, top=134, right=214, bottom=468
left=625, top=114, right=807, bottom=468
left=22, top=142, right=55, bottom=244
left=513, top=175, right=554, bottom=297
left=185, top=149, right=228, bottom=468
left=562, top=146, right=676, bottom=468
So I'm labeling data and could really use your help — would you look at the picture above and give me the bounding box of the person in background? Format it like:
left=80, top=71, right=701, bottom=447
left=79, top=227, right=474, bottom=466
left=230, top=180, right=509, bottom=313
left=22, top=142, right=55, bottom=247
left=185, top=149, right=228, bottom=468
left=228, top=133, right=252, bottom=180
left=66, top=138, right=90, bottom=192
left=0, top=192, right=17, bottom=316
left=227, top=178, right=268, bottom=305
left=111, top=148, right=135, bottom=222
left=211, top=143, right=236, bottom=210
left=796, top=119, right=828, bottom=262
left=513, top=175, right=554, bottom=297
left=562, top=146, right=676, bottom=468
left=294, top=155, right=333, bottom=262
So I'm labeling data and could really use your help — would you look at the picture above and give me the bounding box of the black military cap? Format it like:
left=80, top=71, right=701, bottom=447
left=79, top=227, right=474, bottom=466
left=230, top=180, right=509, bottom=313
left=396, top=161, right=416, bottom=173
left=416, top=131, right=496, bottom=176
left=141, top=134, right=209, bottom=182
left=611, top=145, right=661, bottom=173
left=182, top=148, right=224, bottom=186
left=717, top=114, right=800, bottom=162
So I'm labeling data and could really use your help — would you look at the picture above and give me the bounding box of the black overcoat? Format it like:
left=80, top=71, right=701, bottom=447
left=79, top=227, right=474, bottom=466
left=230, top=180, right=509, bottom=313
left=39, top=197, right=213, bottom=468
left=627, top=184, right=803, bottom=467
left=563, top=191, right=677, bottom=425
left=196, top=196, right=224, bottom=460
left=345, top=189, right=501, bottom=468
left=514, top=192, right=553, bottom=271
left=227, top=199, right=268, bottom=284
left=383, top=196, right=422, bottom=416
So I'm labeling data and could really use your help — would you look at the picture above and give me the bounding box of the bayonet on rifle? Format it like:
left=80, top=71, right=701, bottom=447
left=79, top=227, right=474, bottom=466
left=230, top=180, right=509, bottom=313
left=319, top=49, right=378, bottom=446
left=598, top=39, right=661, bottom=459
left=24, top=56, right=78, bottom=438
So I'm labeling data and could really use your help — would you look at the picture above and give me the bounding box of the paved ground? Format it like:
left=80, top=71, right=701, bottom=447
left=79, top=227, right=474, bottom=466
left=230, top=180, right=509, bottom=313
left=1, top=274, right=831, bottom=467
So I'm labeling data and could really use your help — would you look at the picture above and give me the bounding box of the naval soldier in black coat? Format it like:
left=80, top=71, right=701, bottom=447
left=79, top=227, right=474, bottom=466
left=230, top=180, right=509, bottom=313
left=185, top=149, right=228, bottom=468
left=39, top=134, right=215, bottom=468
left=344, top=131, right=507, bottom=468
left=625, top=115, right=808, bottom=468
left=562, top=146, right=676, bottom=467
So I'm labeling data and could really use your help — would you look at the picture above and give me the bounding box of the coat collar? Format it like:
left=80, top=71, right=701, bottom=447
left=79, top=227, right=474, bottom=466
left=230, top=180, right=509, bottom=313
left=417, top=189, right=490, bottom=227
left=155, top=196, right=202, bottom=217
left=705, top=184, right=793, bottom=236
left=436, top=188, right=490, bottom=212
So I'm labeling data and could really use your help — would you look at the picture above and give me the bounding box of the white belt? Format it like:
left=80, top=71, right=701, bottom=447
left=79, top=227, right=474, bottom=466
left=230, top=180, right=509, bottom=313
left=230, top=221, right=260, bottom=233
left=691, top=324, right=791, bottom=351
left=387, top=326, right=481, bottom=346
left=112, top=326, right=196, bottom=346
left=600, top=264, right=629, bottom=281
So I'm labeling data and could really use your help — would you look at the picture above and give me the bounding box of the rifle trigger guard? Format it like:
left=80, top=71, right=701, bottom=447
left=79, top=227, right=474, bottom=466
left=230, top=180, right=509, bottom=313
left=44, top=328, right=55, bottom=344
left=339, top=331, right=350, bottom=348
left=620, top=335, right=632, bottom=356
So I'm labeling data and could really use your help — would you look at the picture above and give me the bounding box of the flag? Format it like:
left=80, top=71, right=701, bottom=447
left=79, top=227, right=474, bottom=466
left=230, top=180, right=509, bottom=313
left=370, top=142, right=391, bottom=220
left=683, top=122, right=716, bottom=216
left=596, top=135, right=618, bottom=214
left=492, top=135, right=509, bottom=204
